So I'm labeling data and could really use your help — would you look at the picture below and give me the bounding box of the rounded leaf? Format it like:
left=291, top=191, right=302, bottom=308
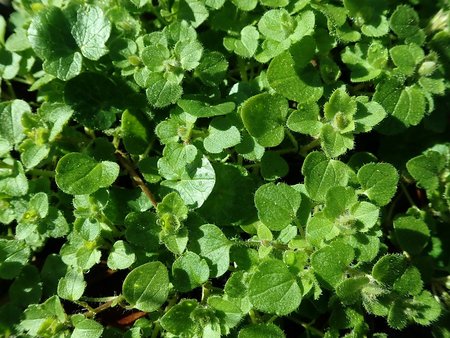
left=241, top=93, right=288, bottom=147
left=172, top=251, right=210, bottom=292
left=255, top=183, right=301, bottom=231
left=55, top=153, right=119, bottom=195
left=122, top=261, right=169, bottom=312
left=248, top=259, right=302, bottom=315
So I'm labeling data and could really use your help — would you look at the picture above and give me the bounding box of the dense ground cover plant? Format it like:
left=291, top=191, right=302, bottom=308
left=0, top=0, right=449, bottom=336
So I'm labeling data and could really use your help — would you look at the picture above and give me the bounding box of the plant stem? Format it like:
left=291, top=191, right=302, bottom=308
left=27, top=168, right=55, bottom=177
left=299, top=139, right=320, bottom=156
left=115, top=150, right=158, bottom=208
left=80, top=296, right=120, bottom=303
left=285, top=129, right=299, bottom=151
left=151, top=322, right=161, bottom=338
left=287, top=317, right=324, bottom=337
left=400, top=181, right=417, bottom=207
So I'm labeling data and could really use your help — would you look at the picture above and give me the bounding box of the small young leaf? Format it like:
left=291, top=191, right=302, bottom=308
left=341, top=42, right=388, bottom=82
left=336, top=276, right=370, bottom=305
left=224, top=26, right=259, bottom=58
left=122, top=261, right=169, bottom=312
left=0, top=99, right=29, bottom=148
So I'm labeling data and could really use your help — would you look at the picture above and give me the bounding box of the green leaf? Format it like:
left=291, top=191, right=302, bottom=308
left=64, top=72, right=123, bottom=130
left=372, top=254, right=408, bottom=286
left=204, top=116, right=241, bottom=154
left=306, top=212, right=338, bottom=247
left=411, top=291, right=441, bottom=326
left=311, top=240, right=354, bottom=289
left=373, top=81, right=426, bottom=134
left=406, top=150, right=446, bottom=193
left=239, top=323, right=285, bottom=338
left=71, top=5, right=111, bottom=61
left=146, top=72, right=183, bottom=108
left=198, top=163, right=256, bottom=226
left=208, top=296, right=243, bottom=333
left=20, top=296, right=66, bottom=337
left=324, top=88, right=357, bottom=133
left=357, top=163, right=399, bottom=206
left=8, top=265, right=42, bottom=308
left=178, top=98, right=236, bottom=118
left=336, top=276, right=370, bottom=305
left=224, top=25, right=259, bottom=58
left=354, top=99, right=387, bottom=133
left=254, top=183, right=301, bottom=231
left=393, top=266, right=423, bottom=296
left=159, top=144, right=215, bottom=208
left=57, top=267, right=86, bottom=301
left=302, top=151, right=349, bottom=202
left=176, top=0, right=209, bottom=28
left=19, top=140, right=50, bottom=169
left=121, top=109, right=152, bottom=155
left=393, top=216, right=430, bottom=255
left=258, top=9, right=294, bottom=42
left=267, top=37, right=323, bottom=103
left=107, top=240, right=136, bottom=270
left=0, top=99, right=30, bottom=148
left=195, top=50, right=228, bottom=86
left=320, top=124, right=354, bottom=158
left=190, top=224, right=232, bottom=277
left=248, top=259, right=302, bottom=315
left=241, top=93, right=288, bottom=147
left=71, top=315, right=103, bottom=338
left=0, top=159, right=29, bottom=197
left=260, top=152, right=289, bottom=181
left=157, top=191, right=189, bottom=221
left=389, top=5, right=420, bottom=39
left=323, top=186, right=357, bottom=220
left=122, top=261, right=169, bottom=312
left=55, top=153, right=119, bottom=195
left=341, top=41, right=388, bottom=82
left=174, top=39, right=203, bottom=71
left=172, top=251, right=210, bottom=292
left=390, top=44, right=424, bottom=76
left=0, top=239, right=30, bottom=279
left=125, top=212, right=160, bottom=251
left=287, top=102, right=322, bottom=137
left=160, top=299, right=199, bottom=336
